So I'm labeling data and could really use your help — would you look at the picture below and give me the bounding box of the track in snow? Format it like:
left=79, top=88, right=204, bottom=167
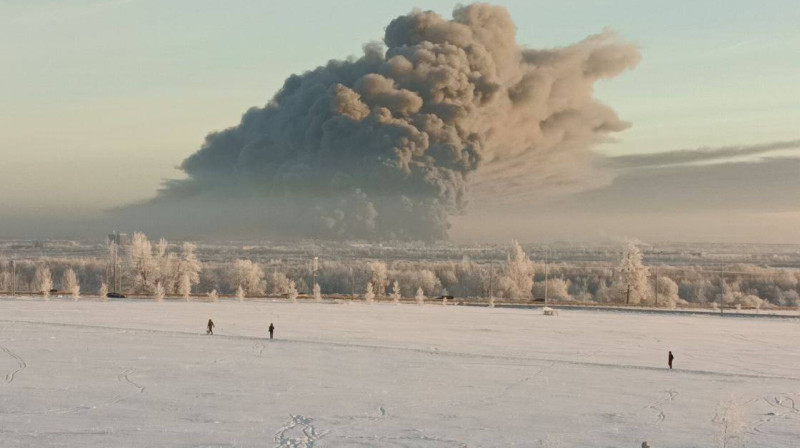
left=0, top=343, right=27, bottom=384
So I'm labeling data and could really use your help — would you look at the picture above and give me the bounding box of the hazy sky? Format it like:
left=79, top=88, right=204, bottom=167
left=1, top=0, right=799, bottom=242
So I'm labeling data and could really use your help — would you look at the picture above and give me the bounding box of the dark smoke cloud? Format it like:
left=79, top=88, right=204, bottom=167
left=126, top=4, right=640, bottom=240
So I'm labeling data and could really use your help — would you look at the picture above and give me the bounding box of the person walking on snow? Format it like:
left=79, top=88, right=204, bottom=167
left=268, top=323, right=275, bottom=340
left=207, top=319, right=215, bottom=335
left=668, top=351, right=674, bottom=369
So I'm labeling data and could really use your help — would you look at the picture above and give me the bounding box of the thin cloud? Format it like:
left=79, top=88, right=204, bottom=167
left=559, top=156, right=800, bottom=213
left=606, top=139, right=800, bottom=169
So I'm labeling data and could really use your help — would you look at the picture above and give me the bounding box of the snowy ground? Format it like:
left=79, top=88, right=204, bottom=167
left=1, top=298, right=799, bottom=447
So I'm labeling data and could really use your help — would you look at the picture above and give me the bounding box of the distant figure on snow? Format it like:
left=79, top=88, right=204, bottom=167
left=207, top=319, right=215, bottom=335
left=269, top=323, right=275, bottom=339
left=668, top=351, right=674, bottom=369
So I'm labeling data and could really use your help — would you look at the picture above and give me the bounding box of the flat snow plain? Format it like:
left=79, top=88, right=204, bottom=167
left=1, top=299, right=799, bottom=448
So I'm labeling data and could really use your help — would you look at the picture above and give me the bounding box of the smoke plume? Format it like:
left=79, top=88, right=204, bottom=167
left=130, top=4, right=640, bottom=240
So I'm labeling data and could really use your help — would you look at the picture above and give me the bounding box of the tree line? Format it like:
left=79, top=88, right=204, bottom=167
left=1, top=234, right=798, bottom=309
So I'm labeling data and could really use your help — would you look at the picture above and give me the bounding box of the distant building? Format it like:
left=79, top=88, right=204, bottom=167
left=108, top=232, right=129, bottom=247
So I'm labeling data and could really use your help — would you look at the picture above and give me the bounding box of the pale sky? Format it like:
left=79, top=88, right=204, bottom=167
left=1, top=0, right=799, bottom=241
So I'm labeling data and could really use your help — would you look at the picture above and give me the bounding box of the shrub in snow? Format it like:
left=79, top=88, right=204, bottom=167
left=364, top=282, right=375, bottom=304
left=236, top=285, right=245, bottom=301
left=62, top=268, right=80, bottom=300
left=391, top=280, right=401, bottom=304
left=35, top=265, right=53, bottom=300
left=313, top=283, right=322, bottom=302
left=98, top=283, right=108, bottom=302
left=287, top=280, right=298, bottom=303
left=208, top=289, right=218, bottom=303
left=415, top=287, right=425, bottom=305
left=154, top=282, right=165, bottom=302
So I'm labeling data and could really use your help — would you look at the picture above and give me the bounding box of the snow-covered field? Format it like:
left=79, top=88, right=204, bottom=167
left=1, top=299, right=799, bottom=447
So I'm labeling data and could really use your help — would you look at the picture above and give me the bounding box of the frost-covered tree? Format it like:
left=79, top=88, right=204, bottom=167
left=230, top=259, right=265, bottom=297
left=98, top=282, right=108, bottom=301
left=154, top=281, right=165, bottom=302
left=179, top=273, right=192, bottom=301
left=177, top=242, right=202, bottom=296
left=126, top=232, right=159, bottom=294
left=313, top=283, right=322, bottom=302
left=287, top=280, right=298, bottom=303
left=364, top=282, right=375, bottom=304
left=615, top=243, right=651, bottom=305
left=35, top=265, right=53, bottom=299
left=367, top=261, right=387, bottom=297
left=498, top=241, right=534, bottom=300
left=62, top=268, right=80, bottom=300
left=391, top=280, right=401, bottom=304
left=415, top=287, right=425, bottom=305
left=654, top=276, right=680, bottom=308
left=267, top=271, right=290, bottom=296
left=533, top=278, right=570, bottom=302
left=208, top=289, right=218, bottom=303
left=154, top=238, right=177, bottom=291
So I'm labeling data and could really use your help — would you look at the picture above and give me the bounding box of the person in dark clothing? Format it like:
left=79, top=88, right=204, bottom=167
left=668, top=351, right=674, bottom=369
left=207, top=319, right=215, bottom=335
left=268, top=323, right=275, bottom=339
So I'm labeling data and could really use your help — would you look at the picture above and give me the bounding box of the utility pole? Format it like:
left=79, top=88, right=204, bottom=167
left=350, top=266, right=355, bottom=299
left=720, top=267, right=725, bottom=317
left=544, top=247, right=549, bottom=306
left=10, top=260, right=15, bottom=297
left=488, top=257, right=494, bottom=304
left=311, top=256, right=319, bottom=294
left=654, top=265, right=659, bottom=307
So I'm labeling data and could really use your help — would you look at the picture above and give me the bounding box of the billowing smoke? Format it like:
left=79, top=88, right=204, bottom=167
left=132, top=4, right=640, bottom=240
